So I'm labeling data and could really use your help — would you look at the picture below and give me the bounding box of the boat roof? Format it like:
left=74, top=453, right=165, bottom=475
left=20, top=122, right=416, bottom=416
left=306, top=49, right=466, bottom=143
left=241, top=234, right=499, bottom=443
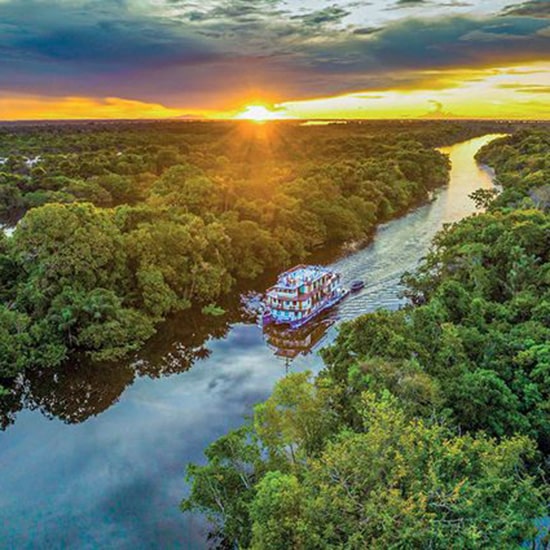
left=273, top=264, right=332, bottom=290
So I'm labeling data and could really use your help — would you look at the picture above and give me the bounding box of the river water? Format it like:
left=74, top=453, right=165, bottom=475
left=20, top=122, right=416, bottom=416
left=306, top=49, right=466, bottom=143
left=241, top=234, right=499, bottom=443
left=0, top=135, right=501, bottom=549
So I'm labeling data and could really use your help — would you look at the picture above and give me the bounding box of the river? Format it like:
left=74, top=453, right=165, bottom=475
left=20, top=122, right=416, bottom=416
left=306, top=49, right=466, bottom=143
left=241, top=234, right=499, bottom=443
left=0, top=135, right=502, bottom=549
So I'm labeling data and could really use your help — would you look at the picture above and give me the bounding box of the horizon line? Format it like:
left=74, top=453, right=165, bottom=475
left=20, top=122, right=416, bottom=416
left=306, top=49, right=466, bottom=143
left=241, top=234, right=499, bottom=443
left=1, top=117, right=549, bottom=124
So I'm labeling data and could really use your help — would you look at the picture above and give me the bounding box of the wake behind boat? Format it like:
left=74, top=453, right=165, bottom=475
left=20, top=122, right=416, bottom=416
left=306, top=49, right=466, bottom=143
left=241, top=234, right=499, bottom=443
left=261, top=264, right=349, bottom=329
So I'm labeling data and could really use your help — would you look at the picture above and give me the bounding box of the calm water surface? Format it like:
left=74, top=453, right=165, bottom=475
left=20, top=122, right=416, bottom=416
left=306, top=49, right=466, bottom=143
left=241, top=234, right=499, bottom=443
left=0, top=135, right=501, bottom=549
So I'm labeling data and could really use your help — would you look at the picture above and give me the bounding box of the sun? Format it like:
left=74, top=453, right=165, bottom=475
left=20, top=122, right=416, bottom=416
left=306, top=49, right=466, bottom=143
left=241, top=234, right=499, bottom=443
left=234, top=104, right=283, bottom=122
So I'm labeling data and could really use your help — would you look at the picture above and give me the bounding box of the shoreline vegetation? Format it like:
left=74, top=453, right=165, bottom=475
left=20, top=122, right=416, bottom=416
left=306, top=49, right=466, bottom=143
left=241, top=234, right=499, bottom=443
left=0, top=120, right=526, bottom=391
left=182, top=127, right=550, bottom=547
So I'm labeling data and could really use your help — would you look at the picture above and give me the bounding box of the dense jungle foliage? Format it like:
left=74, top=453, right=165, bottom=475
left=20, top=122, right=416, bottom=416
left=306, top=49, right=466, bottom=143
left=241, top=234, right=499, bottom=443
left=0, top=120, right=517, bottom=384
left=182, top=129, right=550, bottom=548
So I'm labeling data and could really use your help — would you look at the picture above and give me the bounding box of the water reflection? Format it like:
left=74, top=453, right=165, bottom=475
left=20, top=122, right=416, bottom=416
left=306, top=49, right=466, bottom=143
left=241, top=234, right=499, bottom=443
left=132, top=307, right=237, bottom=379
left=263, top=315, right=335, bottom=365
left=0, top=307, right=240, bottom=428
left=24, top=359, right=135, bottom=424
left=0, top=382, right=24, bottom=430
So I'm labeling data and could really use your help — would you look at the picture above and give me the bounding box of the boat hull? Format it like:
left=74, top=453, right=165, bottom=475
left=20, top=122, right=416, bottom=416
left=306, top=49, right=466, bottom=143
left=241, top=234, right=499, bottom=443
left=262, top=289, right=349, bottom=329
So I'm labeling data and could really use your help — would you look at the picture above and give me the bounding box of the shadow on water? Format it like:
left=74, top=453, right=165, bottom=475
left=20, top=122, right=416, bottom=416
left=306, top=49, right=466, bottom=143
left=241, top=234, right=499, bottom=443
left=0, top=135, right=504, bottom=549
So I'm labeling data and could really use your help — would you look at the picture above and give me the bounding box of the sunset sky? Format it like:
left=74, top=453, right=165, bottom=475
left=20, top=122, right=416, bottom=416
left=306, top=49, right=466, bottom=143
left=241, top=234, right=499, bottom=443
left=0, top=0, right=549, bottom=120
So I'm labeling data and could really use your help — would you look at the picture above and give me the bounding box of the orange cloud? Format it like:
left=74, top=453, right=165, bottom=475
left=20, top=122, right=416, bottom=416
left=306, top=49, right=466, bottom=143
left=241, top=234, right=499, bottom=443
left=0, top=95, right=208, bottom=121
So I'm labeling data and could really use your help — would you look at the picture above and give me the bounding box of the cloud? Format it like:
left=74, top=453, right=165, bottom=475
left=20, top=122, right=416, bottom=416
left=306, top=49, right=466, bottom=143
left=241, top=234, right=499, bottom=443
left=180, top=0, right=286, bottom=24
left=437, top=1, right=473, bottom=6
left=417, top=99, right=462, bottom=118
left=352, top=26, right=384, bottom=35
left=0, top=0, right=548, bottom=112
left=0, top=2, right=217, bottom=67
left=502, top=66, right=548, bottom=74
left=385, top=0, right=428, bottom=12
left=459, top=29, right=531, bottom=41
left=498, top=83, right=550, bottom=92
left=293, top=5, right=351, bottom=27
left=515, top=86, right=550, bottom=92
left=501, top=1, right=550, bottom=18
left=298, top=16, right=549, bottom=75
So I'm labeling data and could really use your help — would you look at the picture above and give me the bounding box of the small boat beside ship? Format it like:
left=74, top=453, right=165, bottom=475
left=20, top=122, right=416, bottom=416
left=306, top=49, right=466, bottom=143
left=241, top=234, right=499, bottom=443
left=261, top=264, right=349, bottom=329
left=350, top=280, right=365, bottom=292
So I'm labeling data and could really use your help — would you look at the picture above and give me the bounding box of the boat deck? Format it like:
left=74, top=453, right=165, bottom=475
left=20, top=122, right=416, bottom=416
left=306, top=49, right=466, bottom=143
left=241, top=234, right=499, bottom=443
left=274, top=265, right=329, bottom=290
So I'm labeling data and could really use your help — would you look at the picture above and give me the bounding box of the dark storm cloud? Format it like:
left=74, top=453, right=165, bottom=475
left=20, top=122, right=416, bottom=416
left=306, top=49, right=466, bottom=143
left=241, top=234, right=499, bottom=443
left=0, top=1, right=282, bottom=110
left=0, top=0, right=548, bottom=107
left=0, top=0, right=223, bottom=98
left=501, top=1, right=550, bottom=18
left=293, top=5, right=351, bottom=26
left=298, top=16, right=549, bottom=75
left=396, top=0, right=427, bottom=5
left=0, top=2, right=218, bottom=66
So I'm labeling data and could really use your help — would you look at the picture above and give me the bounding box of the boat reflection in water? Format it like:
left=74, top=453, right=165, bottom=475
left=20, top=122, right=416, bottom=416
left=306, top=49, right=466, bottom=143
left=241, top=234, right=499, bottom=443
left=262, top=313, right=335, bottom=370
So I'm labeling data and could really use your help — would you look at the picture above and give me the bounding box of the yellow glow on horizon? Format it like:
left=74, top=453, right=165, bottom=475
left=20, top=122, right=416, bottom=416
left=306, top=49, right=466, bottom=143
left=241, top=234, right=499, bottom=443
left=0, top=94, right=207, bottom=121
left=1, top=62, right=548, bottom=121
left=276, top=62, right=550, bottom=120
left=233, top=105, right=288, bottom=122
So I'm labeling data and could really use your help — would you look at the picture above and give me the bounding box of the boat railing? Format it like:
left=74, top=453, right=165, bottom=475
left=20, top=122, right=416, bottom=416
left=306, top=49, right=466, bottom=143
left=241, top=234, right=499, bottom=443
left=267, top=287, right=298, bottom=299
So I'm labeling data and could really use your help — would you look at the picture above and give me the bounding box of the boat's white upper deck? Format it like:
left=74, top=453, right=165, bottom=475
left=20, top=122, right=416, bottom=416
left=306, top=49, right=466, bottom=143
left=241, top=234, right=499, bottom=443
left=274, top=265, right=329, bottom=290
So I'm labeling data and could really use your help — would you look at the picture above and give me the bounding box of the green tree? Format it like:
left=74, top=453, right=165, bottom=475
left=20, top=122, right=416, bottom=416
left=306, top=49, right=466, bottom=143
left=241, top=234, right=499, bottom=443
left=249, top=472, right=306, bottom=550
left=469, top=187, right=498, bottom=209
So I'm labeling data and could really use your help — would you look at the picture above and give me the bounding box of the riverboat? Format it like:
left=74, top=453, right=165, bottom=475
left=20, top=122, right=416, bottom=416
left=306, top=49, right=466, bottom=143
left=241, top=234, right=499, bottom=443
left=261, top=265, right=349, bottom=329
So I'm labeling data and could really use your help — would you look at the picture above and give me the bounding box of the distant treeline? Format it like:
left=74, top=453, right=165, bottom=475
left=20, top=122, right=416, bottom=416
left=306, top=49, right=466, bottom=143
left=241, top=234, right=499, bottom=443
left=182, top=128, right=550, bottom=548
left=0, top=119, right=520, bottom=221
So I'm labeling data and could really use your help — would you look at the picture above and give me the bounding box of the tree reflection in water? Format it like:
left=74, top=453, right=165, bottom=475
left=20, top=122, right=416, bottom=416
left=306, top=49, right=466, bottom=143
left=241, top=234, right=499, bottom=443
left=24, top=358, right=135, bottom=424
left=0, top=303, right=239, bottom=428
left=133, top=305, right=235, bottom=379
left=0, top=278, right=335, bottom=429
left=0, top=381, right=24, bottom=430
left=0, top=309, right=235, bottom=429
